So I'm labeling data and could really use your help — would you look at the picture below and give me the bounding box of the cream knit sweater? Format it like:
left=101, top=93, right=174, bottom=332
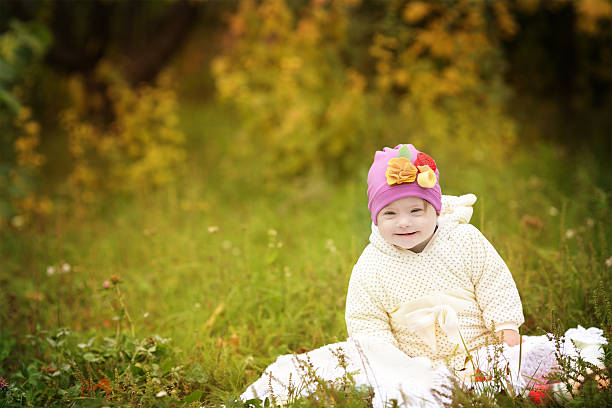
left=345, top=195, right=524, bottom=368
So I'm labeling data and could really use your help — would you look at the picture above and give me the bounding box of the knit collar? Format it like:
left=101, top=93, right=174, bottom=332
left=369, top=222, right=441, bottom=257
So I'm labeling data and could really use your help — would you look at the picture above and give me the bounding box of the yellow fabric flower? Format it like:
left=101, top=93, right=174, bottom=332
left=386, top=157, right=417, bottom=185
left=417, top=165, right=437, bottom=188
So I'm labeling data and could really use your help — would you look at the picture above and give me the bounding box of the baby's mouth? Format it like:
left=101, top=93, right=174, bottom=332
left=396, top=232, right=417, bottom=236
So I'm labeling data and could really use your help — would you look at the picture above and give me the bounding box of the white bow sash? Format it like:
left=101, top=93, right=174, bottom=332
left=389, top=288, right=475, bottom=353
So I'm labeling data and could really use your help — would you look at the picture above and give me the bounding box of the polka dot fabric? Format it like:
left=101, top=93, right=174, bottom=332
left=345, top=222, right=524, bottom=368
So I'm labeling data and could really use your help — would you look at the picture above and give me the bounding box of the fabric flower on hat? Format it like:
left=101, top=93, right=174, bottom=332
left=386, top=157, right=417, bottom=185
left=417, top=165, right=437, bottom=188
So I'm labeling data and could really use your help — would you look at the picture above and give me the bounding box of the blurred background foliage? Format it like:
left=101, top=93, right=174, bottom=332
left=0, top=0, right=610, bottom=228
left=1, top=1, right=611, bottom=405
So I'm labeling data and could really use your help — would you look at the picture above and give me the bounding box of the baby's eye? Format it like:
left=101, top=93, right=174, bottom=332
left=411, top=209, right=423, bottom=213
left=383, top=211, right=396, bottom=216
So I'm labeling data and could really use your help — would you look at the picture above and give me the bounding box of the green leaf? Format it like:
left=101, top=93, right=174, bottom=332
left=245, top=399, right=263, bottom=408
left=397, top=144, right=411, bottom=160
left=185, top=363, right=208, bottom=383
left=183, top=389, right=202, bottom=404
left=0, top=88, right=22, bottom=114
left=82, top=352, right=100, bottom=362
left=0, top=60, right=17, bottom=82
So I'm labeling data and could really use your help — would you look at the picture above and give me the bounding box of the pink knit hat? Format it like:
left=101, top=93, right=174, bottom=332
left=367, top=144, right=442, bottom=225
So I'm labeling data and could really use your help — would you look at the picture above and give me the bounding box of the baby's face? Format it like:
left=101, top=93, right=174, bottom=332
left=376, top=197, right=438, bottom=253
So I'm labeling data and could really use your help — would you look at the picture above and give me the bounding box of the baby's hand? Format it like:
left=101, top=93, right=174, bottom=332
left=495, top=329, right=521, bottom=347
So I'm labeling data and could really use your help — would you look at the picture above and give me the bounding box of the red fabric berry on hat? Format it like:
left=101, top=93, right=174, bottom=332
left=414, top=152, right=437, bottom=171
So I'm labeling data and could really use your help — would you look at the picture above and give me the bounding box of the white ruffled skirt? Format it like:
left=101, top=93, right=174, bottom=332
left=241, top=326, right=606, bottom=407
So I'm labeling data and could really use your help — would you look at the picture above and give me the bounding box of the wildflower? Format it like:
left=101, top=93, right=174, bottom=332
left=473, top=369, right=492, bottom=382
left=267, top=229, right=278, bottom=237
left=26, top=292, right=44, bottom=302
left=0, top=376, right=8, bottom=388
left=606, top=256, right=612, bottom=268
left=61, top=263, right=71, bottom=273
left=41, top=366, right=57, bottom=374
left=207, top=225, right=219, bottom=233
left=143, top=227, right=157, bottom=236
left=143, top=312, right=150, bottom=318
left=521, top=215, right=544, bottom=230
left=46, top=266, right=56, bottom=276
left=528, top=383, right=548, bottom=404
left=109, top=274, right=120, bottom=284
left=156, top=390, right=168, bottom=398
left=194, top=303, right=201, bottom=309
left=103, top=281, right=111, bottom=289
left=11, top=215, right=25, bottom=228
left=229, top=333, right=239, bottom=348
left=326, top=239, right=337, bottom=253
left=81, top=378, right=112, bottom=396
left=565, top=229, right=575, bottom=239
left=528, top=176, right=541, bottom=188
left=549, top=206, right=559, bottom=216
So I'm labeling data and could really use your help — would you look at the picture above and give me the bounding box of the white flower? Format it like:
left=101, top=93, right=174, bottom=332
left=267, top=229, right=277, bottom=237
left=565, top=229, right=575, bottom=239
left=548, top=206, right=559, bottom=216
left=193, top=303, right=201, bottom=309
left=61, top=263, right=71, bottom=273
left=143, top=312, right=150, bottom=318
left=605, top=256, right=612, bottom=268
left=207, top=225, right=219, bottom=233
left=155, top=390, right=168, bottom=398
left=46, top=266, right=56, bottom=276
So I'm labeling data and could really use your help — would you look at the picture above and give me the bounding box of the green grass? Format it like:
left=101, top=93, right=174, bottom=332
left=1, top=103, right=611, bottom=406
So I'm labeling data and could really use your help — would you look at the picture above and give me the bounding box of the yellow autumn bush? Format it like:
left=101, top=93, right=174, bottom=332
left=212, top=0, right=379, bottom=182
left=370, top=0, right=519, bottom=162
left=212, top=0, right=525, bottom=183
left=61, top=63, right=186, bottom=206
left=0, top=20, right=52, bottom=228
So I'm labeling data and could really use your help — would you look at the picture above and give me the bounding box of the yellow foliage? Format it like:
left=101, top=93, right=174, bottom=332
left=576, top=0, right=612, bottom=34
left=13, top=108, right=45, bottom=168
left=373, top=0, right=518, bottom=162
left=494, top=2, right=519, bottom=37
left=212, top=0, right=375, bottom=181
left=403, top=2, right=432, bottom=24
left=61, top=63, right=186, bottom=204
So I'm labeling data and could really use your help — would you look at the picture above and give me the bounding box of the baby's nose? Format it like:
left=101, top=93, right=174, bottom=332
left=397, top=214, right=413, bottom=226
